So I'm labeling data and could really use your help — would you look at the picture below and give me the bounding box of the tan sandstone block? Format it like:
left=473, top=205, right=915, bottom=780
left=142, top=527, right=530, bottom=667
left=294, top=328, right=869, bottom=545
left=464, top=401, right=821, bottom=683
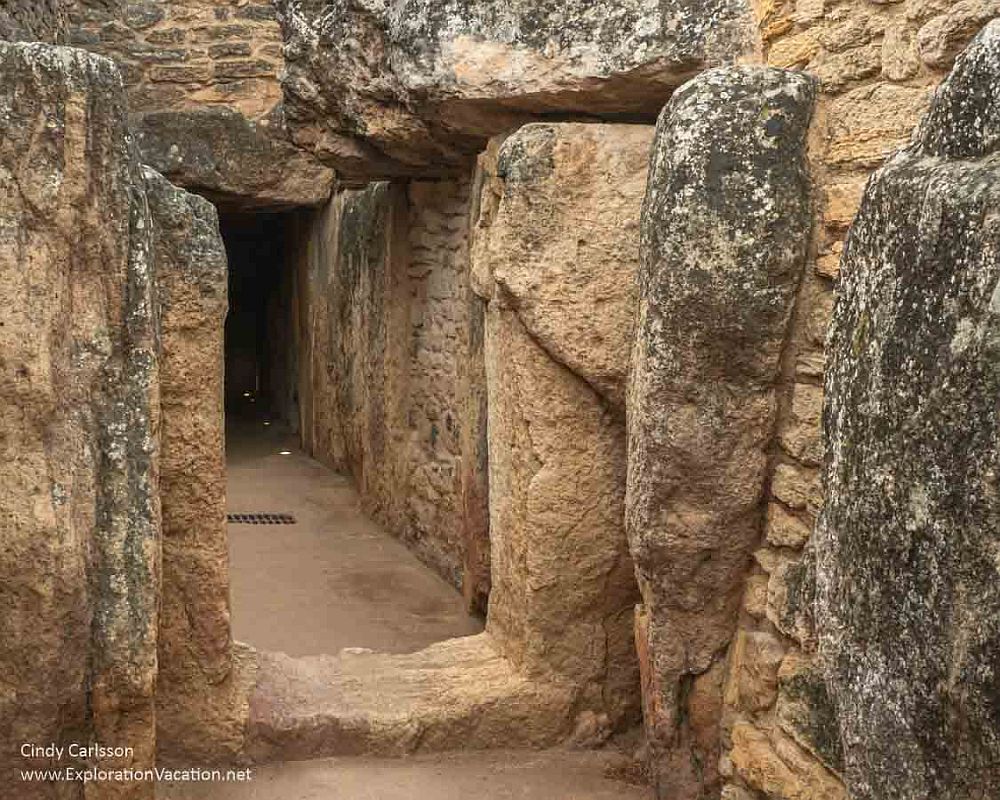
left=916, top=0, right=1000, bottom=68
left=766, top=502, right=814, bottom=549
left=825, top=82, right=931, bottom=168
left=883, top=22, right=922, bottom=80
left=824, top=178, right=867, bottom=232
left=794, top=0, right=826, bottom=25
left=816, top=11, right=885, bottom=52
left=771, top=464, right=823, bottom=516
left=730, top=722, right=846, bottom=800
left=768, top=31, right=821, bottom=67
left=724, top=630, right=787, bottom=713
left=743, top=573, right=771, bottom=618
left=905, top=0, right=956, bottom=23
left=778, top=383, right=824, bottom=467
left=755, top=0, right=796, bottom=40
left=815, top=242, right=844, bottom=279
left=812, top=44, right=883, bottom=93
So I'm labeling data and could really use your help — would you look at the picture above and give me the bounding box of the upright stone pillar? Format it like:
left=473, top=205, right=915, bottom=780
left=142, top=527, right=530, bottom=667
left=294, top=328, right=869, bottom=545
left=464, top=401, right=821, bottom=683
left=472, top=122, right=653, bottom=732
left=0, top=43, right=160, bottom=799
left=627, top=67, right=815, bottom=799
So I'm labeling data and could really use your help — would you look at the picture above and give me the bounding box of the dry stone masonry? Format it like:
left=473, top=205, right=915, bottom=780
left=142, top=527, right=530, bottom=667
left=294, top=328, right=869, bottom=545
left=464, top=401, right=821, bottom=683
left=66, top=0, right=334, bottom=209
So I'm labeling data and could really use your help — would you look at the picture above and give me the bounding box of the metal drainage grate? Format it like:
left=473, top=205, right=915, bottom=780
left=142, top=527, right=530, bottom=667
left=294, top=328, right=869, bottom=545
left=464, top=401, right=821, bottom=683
left=227, top=513, right=297, bottom=525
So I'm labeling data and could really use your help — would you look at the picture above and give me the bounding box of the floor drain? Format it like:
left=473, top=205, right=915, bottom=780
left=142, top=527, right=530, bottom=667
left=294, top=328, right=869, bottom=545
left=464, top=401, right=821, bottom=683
left=228, top=513, right=297, bottom=525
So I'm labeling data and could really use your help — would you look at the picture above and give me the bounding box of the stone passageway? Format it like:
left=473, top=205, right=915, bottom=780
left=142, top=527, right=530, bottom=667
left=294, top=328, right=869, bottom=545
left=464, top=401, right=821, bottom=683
left=157, top=410, right=648, bottom=799
left=225, top=409, right=483, bottom=657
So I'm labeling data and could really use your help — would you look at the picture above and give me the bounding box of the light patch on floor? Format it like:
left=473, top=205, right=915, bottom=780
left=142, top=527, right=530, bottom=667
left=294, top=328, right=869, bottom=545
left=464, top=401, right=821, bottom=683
left=158, top=749, right=649, bottom=800
left=226, top=416, right=483, bottom=657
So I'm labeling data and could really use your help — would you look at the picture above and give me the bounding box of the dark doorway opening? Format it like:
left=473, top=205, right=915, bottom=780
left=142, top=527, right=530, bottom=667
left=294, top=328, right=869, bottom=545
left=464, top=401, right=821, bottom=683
left=220, top=211, right=298, bottom=432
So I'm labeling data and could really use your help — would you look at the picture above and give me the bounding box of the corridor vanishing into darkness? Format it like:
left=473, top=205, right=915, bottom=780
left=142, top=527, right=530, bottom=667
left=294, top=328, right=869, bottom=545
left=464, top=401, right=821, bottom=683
left=219, top=212, right=482, bottom=658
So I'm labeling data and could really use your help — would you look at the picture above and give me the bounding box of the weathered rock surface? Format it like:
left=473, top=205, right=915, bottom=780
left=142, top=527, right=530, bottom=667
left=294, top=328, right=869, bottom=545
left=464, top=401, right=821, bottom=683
left=472, top=123, right=653, bottom=410
left=0, top=42, right=159, bottom=799
left=0, top=0, right=64, bottom=43
left=276, top=0, right=755, bottom=180
left=246, top=634, right=575, bottom=763
left=626, top=66, right=815, bottom=799
left=136, top=108, right=334, bottom=211
left=472, top=123, right=650, bottom=729
left=817, top=20, right=1000, bottom=799
left=143, top=169, right=256, bottom=765
left=294, top=178, right=487, bottom=594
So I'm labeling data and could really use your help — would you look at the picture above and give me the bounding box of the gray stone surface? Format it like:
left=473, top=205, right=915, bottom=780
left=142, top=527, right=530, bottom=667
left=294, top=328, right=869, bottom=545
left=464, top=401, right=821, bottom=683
left=0, top=0, right=65, bottom=42
left=817, top=20, right=1000, bottom=800
left=626, top=66, right=815, bottom=800
left=276, top=0, right=754, bottom=180
left=134, top=107, right=335, bottom=211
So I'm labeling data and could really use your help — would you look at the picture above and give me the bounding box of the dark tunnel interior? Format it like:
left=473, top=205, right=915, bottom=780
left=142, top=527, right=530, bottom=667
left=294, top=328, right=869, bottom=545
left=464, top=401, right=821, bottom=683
left=220, top=211, right=298, bottom=432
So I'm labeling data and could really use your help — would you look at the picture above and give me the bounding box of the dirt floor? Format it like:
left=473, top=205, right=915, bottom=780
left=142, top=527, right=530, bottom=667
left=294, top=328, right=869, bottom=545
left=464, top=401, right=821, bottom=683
left=158, top=749, right=649, bottom=799
left=225, top=412, right=483, bottom=657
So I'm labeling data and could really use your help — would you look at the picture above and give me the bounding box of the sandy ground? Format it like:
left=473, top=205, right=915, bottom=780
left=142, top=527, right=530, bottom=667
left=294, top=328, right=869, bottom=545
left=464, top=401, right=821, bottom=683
left=158, top=750, right=649, bottom=800
left=225, top=413, right=483, bottom=656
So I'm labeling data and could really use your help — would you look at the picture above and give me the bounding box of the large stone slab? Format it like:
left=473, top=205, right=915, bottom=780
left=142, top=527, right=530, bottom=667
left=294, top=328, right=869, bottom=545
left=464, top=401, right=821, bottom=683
left=0, top=42, right=159, bottom=799
left=626, top=66, right=815, bottom=799
left=135, top=108, right=334, bottom=212
left=276, top=0, right=754, bottom=181
left=143, top=169, right=257, bottom=765
left=817, top=21, right=1000, bottom=800
left=246, top=634, right=574, bottom=763
left=472, top=123, right=652, bottom=732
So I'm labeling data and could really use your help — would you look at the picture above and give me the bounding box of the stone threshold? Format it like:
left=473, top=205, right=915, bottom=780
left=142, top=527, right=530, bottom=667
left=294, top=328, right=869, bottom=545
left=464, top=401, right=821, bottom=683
left=243, top=633, right=578, bottom=764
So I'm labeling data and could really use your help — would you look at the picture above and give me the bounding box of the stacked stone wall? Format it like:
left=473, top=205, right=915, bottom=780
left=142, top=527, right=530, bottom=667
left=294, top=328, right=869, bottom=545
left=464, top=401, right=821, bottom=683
left=0, top=0, right=66, bottom=42
left=68, top=0, right=283, bottom=119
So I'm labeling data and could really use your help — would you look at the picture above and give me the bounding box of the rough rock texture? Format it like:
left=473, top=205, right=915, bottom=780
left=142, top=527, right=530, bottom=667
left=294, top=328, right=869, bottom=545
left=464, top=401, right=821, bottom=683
left=719, top=3, right=999, bottom=797
left=65, top=0, right=334, bottom=209
left=471, top=123, right=651, bottom=731
left=276, top=0, right=755, bottom=181
left=0, top=42, right=159, bottom=799
left=246, top=634, right=575, bottom=763
left=0, top=0, right=65, bottom=42
left=136, top=108, right=334, bottom=211
left=817, top=21, right=1000, bottom=799
left=67, top=0, right=285, bottom=119
left=294, top=179, right=488, bottom=594
left=143, top=169, right=256, bottom=765
left=627, top=67, right=815, bottom=800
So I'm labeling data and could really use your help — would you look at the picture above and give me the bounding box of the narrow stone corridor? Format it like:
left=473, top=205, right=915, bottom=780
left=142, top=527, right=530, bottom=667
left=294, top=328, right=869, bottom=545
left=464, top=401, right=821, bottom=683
left=225, top=409, right=483, bottom=657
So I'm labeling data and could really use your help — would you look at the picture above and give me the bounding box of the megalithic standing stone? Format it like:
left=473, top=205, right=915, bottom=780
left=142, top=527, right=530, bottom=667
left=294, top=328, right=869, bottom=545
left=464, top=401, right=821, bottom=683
left=626, top=66, right=816, bottom=800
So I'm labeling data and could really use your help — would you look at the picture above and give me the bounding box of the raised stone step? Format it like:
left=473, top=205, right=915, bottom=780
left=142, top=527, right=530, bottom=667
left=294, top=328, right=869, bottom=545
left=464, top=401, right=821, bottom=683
left=245, top=633, right=576, bottom=763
